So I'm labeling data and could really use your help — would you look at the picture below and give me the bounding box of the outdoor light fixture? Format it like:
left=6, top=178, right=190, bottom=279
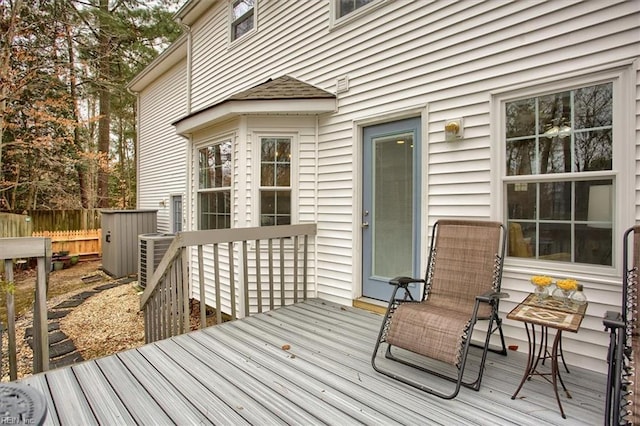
left=445, top=118, right=463, bottom=141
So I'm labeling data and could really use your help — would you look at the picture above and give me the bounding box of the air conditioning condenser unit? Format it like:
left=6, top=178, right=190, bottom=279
left=138, top=233, right=174, bottom=288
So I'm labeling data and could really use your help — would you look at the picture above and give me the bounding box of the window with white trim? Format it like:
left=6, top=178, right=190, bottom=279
left=230, top=0, right=255, bottom=41
left=198, top=141, right=232, bottom=230
left=259, top=137, right=291, bottom=226
left=504, top=82, right=614, bottom=266
left=335, top=0, right=375, bottom=18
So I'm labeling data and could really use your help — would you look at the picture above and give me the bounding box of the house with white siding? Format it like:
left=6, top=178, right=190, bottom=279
left=127, top=0, right=640, bottom=374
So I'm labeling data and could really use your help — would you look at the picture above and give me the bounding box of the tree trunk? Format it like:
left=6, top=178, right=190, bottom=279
left=0, top=0, right=24, bottom=209
left=118, top=116, right=125, bottom=207
left=96, top=0, right=111, bottom=208
left=66, top=22, right=89, bottom=208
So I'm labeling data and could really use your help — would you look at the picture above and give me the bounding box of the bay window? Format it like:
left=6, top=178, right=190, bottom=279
left=198, top=141, right=232, bottom=230
left=260, top=137, right=291, bottom=226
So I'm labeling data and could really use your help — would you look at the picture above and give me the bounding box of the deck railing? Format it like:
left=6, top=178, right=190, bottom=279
left=0, top=237, right=51, bottom=380
left=140, top=224, right=317, bottom=343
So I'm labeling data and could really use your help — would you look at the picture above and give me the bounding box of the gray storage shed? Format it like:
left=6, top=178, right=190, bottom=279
left=101, top=210, right=157, bottom=278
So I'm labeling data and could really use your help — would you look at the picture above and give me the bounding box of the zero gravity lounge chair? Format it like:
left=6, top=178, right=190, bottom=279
left=371, top=219, right=508, bottom=399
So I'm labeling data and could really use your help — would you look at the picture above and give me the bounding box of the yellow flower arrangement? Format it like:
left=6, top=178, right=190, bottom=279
left=556, top=278, right=578, bottom=292
left=531, top=275, right=553, bottom=287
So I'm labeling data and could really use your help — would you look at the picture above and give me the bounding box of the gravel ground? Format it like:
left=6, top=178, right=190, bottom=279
left=1, top=261, right=145, bottom=381
left=1, top=260, right=214, bottom=381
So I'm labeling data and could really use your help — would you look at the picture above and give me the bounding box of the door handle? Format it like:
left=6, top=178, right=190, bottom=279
left=362, top=222, right=369, bottom=229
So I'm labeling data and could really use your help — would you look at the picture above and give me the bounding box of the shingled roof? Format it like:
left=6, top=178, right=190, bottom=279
left=228, top=75, right=335, bottom=100
left=173, top=75, right=336, bottom=135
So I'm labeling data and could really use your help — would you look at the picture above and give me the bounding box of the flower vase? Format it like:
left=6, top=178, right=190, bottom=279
left=552, top=286, right=564, bottom=302
left=534, top=285, right=549, bottom=303
left=555, top=279, right=579, bottom=308
left=570, top=284, right=587, bottom=306
left=531, top=276, right=553, bottom=304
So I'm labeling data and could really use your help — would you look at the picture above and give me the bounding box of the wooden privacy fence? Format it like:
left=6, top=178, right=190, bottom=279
left=22, top=209, right=101, bottom=232
left=31, top=229, right=102, bottom=257
left=0, top=213, right=33, bottom=239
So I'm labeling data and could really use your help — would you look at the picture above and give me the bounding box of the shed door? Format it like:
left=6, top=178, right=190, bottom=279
left=362, top=118, right=421, bottom=301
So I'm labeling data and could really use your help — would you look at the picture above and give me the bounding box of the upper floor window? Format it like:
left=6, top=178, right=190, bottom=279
left=336, top=0, right=375, bottom=18
left=198, top=141, right=232, bottom=229
left=504, top=82, right=614, bottom=266
left=260, top=137, right=291, bottom=226
left=231, top=0, right=255, bottom=41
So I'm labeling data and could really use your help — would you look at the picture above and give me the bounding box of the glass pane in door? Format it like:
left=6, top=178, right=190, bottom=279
left=372, top=132, right=413, bottom=278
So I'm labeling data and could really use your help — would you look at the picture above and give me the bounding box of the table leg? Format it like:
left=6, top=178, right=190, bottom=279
left=512, top=323, right=572, bottom=419
left=529, top=324, right=546, bottom=378
left=551, top=330, right=570, bottom=419
left=511, top=322, right=537, bottom=399
left=542, top=326, right=571, bottom=374
left=560, top=336, right=570, bottom=374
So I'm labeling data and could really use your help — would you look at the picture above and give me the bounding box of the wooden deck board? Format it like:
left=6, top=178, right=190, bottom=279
left=135, top=343, right=252, bottom=425
left=205, top=323, right=416, bottom=424
left=19, top=298, right=606, bottom=425
left=190, top=329, right=384, bottom=424
left=45, top=368, right=98, bottom=425
left=72, top=361, right=136, bottom=425
left=94, top=355, right=174, bottom=424
left=170, top=334, right=320, bottom=424
left=152, top=337, right=287, bottom=425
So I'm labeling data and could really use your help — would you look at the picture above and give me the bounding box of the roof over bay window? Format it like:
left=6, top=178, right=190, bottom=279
left=173, top=76, right=337, bottom=136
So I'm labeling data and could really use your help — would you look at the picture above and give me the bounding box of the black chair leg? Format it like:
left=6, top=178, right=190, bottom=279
left=471, top=315, right=507, bottom=356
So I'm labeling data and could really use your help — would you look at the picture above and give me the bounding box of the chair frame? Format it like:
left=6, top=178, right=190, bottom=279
left=604, top=225, right=639, bottom=425
left=371, top=219, right=508, bottom=399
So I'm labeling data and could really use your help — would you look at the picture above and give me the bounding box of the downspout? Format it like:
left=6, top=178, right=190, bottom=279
left=182, top=20, right=193, bottom=116
left=178, top=19, right=195, bottom=305
left=178, top=18, right=193, bottom=232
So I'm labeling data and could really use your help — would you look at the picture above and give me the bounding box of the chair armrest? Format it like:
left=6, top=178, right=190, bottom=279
left=476, top=290, right=510, bottom=303
left=603, top=310, right=624, bottom=330
left=389, top=276, right=425, bottom=289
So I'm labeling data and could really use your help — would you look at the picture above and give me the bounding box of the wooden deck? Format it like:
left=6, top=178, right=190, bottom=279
left=20, top=299, right=606, bottom=425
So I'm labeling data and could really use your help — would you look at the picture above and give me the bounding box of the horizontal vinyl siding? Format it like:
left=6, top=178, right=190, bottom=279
left=138, top=61, right=188, bottom=233
left=164, top=0, right=640, bottom=371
